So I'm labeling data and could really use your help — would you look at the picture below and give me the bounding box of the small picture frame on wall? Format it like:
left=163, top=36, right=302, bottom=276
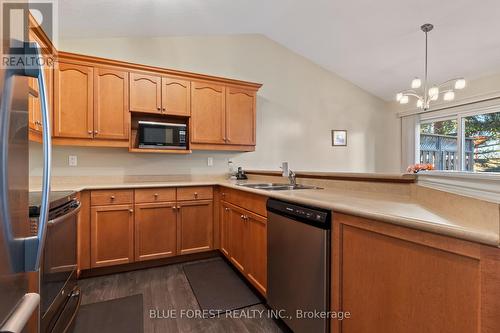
left=332, top=130, right=347, bottom=146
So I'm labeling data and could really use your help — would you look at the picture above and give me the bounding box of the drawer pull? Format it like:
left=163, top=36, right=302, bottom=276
left=110, top=195, right=115, bottom=200
left=154, top=193, right=159, bottom=198
left=194, top=192, right=198, bottom=199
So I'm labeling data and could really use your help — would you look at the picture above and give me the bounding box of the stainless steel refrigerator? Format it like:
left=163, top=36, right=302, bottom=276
left=0, top=40, right=52, bottom=333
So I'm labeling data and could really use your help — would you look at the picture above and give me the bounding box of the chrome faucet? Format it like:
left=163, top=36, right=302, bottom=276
left=288, top=169, right=297, bottom=186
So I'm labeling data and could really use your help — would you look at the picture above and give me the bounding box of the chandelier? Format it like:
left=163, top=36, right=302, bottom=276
left=396, top=24, right=466, bottom=110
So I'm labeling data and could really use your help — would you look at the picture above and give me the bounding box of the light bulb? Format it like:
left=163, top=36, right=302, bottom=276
left=396, top=92, right=403, bottom=101
left=443, top=91, right=455, bottom=101
left=400, top=95, right=409, bottom=104
left=428, top=86, right=439, bottom=100
left=454, top=79, right=466, bottom=90
left=416, top=99, right=423, bottom=108
left=411, top=78, right=422, bottom=89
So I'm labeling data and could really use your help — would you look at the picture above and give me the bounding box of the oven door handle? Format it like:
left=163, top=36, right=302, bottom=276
left=47, top=201, right=81, bottom=226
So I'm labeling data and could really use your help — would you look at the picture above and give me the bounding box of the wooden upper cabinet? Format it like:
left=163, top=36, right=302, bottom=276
left=162, top=77, right=191, bottom=116
left=54, top=62, right=93, bottom=138
left=225, top=87, right=256, bottom=145
left=190, top=82, right=226, bottom=144
left=28, top=30, right=53, bottom=135
left=28, top=78, right=41, bottom=132
left=94, top=68, right=129, bottom=140
left=135, top=202, right=177, bottom=261
left=129, top=72, right=161, bottom=114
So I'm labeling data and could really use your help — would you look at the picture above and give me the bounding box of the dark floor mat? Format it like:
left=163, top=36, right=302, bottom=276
left=71, top=294, right=143, bottom=333
left=183, top=258, right=261, bottom=313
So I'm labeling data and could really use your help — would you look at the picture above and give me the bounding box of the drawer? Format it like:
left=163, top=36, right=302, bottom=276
left=220, top=187, right=267, bottom=217
left=135, top=188, right=176, bottom=203
left=177, top=186, right=213, bottom=201
left=91, top=189, right=133, bottom=206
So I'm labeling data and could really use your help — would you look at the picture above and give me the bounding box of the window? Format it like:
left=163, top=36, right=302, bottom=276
left=420, top=119, right=458, bottom=170
left=463, top=112, right=500, bottom=172
left=419, top=110, right=500, bottom=172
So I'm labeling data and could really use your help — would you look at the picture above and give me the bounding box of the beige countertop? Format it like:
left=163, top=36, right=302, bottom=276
left=30, top=174, right=499, bottom=248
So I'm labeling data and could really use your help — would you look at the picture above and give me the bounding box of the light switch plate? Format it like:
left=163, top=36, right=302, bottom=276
left=69, top=155, right=77, bottom=167
left=207, top=157, right=214, bottom=166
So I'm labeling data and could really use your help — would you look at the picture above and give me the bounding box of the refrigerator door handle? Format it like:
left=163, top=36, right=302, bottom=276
left=0, top=42, right=51, bottom=273
left=0, top=293, right=40, bottom=333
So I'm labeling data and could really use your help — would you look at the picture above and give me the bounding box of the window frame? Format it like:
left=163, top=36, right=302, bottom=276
left=419, top=106, right=499, bottom=172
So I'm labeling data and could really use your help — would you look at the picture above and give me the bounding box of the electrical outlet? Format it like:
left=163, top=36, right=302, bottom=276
left=69, top=155, right=77, bottom=167
left=207, top=157, right=214, bottom=167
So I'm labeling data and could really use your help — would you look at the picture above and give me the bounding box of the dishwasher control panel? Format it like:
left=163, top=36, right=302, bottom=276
left=267, top=199, right=330, bottom=228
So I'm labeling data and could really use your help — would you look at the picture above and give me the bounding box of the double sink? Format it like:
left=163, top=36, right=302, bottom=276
left=237, top=183, right=322, bottom=191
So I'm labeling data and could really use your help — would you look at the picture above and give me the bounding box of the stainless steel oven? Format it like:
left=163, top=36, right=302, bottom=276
left=138, top=121, right=187, bottom=149
left=30, top=191, right=81, bottom=333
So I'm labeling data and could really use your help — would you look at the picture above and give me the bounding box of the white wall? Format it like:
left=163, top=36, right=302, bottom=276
left=30, top=34, right=401, bottom=177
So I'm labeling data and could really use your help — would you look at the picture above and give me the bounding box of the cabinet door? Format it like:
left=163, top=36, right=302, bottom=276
left=54, top=62, right=93, bottom=138
left=226, top=87, right=256, bottom=145
left=90, top=204, right=134, bottom=268
left=28, top=77, right=40, bottom=132
left=28, top=30, right=53, bottom=134
left=220, top=203, right=231, bottom=258
left=246, top=212, right=267, bottom=295
left=162, top=77, right=191, bottom=116
left=94, top=68, right=129, bottom=140
left=228, top=207, right=246, bottom=272
left=135, top=202, right=177, bottom=261
left=177, top=200, right=213, bottom=255
left=129, top=72, right=161, bottom=114
left=190, top=82, right=226, bottom=144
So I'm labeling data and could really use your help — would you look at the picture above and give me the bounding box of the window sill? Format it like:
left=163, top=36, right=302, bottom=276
left=416, top=171, right=500, bottom=203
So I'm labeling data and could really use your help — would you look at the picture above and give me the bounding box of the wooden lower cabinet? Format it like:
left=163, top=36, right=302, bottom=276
left=221, top=201, right=267, bottom=296
left=177, top=200, right=214, bottom=255
left=332, top=213, right=500, bottom=333
left=134, top=202, right=177, bottom=261
left=220, top=203, right=231, bottom=257
left=228, top=206, right=247, bottom=272
left=90, top=204, right=134, bottom=268
left=245, top=211, right=267, bottom=295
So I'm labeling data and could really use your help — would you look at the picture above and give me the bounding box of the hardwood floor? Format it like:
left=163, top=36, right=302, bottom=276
left=78, top=258, right=284, bottom=333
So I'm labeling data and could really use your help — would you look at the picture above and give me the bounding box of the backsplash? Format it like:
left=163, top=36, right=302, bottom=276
left=29, top=143, right=237, bottom=176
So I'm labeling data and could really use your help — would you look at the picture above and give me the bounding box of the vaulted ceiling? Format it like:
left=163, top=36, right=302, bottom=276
left=58, top=0, right=500, bottom=101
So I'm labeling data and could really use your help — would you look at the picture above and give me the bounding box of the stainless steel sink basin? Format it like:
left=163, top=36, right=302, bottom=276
left=237, top=183, right=322, bottom=191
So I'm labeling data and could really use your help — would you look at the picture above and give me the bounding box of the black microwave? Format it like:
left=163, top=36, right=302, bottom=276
left=138, top=121, right=187, bottom=149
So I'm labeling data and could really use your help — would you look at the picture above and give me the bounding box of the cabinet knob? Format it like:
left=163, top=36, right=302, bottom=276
left=225, top=207, right=229, bottom=212
left=194, top=192, right=198, bottom=199
left=110, top=195, right=115, bottom=200
left=240, top=215, right=245, bottom=219
left=129, top=209, right=133, bottom=213
left=157, top=107, right=161, bottom=111
left=88, top=130, right=92, bottom=134
left=154, top=193, right=159, bottom=198
left=162, top=108, right=166, bottom=112
left=94, top=130, right=98, bottom=134
left=221, top=193, right=225, bottom=197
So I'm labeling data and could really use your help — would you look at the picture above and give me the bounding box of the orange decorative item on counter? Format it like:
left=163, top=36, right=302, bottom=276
left=406, top=163, right=435, bottom=173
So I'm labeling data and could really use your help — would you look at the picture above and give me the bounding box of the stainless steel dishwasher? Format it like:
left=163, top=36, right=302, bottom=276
left=267, top=199, right=331, bottom=333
